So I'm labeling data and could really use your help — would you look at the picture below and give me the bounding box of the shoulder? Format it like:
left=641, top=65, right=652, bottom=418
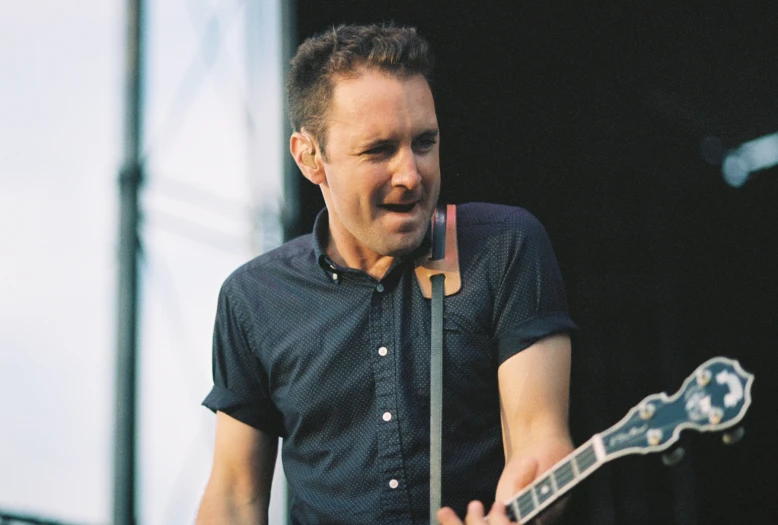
left=220, top=234, right=317, bottom=299
left=456, top=202, right=547, bottom=241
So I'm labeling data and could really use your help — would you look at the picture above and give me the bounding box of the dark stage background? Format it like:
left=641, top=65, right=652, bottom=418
left=288, top=1, right=778, bottom=523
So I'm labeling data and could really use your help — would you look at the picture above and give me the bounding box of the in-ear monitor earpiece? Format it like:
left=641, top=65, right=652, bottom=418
left=301, top=132, right=317, bottom=169
left=302, top=149, right=316, bottom=169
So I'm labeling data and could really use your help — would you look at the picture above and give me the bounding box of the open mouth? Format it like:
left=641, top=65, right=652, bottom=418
left=380, top=203, right=417, bottom=213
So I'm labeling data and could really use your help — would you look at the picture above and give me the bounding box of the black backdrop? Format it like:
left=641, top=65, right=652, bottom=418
left=288, top=1, right=778, bottom=523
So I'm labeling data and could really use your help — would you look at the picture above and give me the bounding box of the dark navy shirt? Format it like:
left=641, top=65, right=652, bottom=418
left=203, top=202, right=576, bottom=524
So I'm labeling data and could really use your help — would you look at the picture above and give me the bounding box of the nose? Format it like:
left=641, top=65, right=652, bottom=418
left=391, top=146, right=422, bottom=190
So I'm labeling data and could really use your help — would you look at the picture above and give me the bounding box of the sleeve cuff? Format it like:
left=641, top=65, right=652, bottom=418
left=496, top=312, right=577, bottom=365
left=202, top=385, right=286, bottom=437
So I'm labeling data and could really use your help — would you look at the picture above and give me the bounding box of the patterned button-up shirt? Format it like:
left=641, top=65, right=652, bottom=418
left=203, top=202, right=576, bottom=524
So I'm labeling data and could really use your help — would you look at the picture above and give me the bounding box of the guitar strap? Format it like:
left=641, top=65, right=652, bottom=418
left=414, top=204, right=461, bottom=298
left=414, top=204, right=461, bottom=524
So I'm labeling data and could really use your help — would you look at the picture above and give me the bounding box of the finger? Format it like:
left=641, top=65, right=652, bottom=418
left=464, top=500, right=486, bottom=525
left=486, top=501, right=512, bottom=525
left=437, top=506, right=464, bottom=525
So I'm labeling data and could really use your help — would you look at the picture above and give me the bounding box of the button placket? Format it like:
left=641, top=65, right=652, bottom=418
left=369, top=277, right=410, bottom=518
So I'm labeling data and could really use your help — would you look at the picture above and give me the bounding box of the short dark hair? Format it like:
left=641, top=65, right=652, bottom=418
left=287, top=23, right=434, bottom=157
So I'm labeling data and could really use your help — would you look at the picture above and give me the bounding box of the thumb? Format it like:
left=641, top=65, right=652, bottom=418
left=495, top=456, right=539, bottom=503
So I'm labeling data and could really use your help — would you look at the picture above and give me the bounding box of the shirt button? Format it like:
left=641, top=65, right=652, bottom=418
left=376, top=283, right=385, bottom=292
left=389, top=479, right=399, bottom=489
left=378, top=346, right=388, bottom=356
left=382, top=411, right=392, bottom=422
left=331, top=273, right=339, bottom=281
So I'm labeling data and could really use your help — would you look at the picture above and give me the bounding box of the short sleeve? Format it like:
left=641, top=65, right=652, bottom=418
left=202, top=278, right=286, bottom=436
left=493, top=209, right=577, bottom=364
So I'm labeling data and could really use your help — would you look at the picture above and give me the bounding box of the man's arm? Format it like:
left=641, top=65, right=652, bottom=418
left=196, top=411, right=279, bottom=525
left=438, top=334, right=573, bottom=525
left=496, top=333, right=573, bottom=506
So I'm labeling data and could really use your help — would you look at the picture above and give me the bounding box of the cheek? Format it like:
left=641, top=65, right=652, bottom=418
left=417, top=149, right=440, bottom=170
left=328, top=172, right=378, bottom=214
left=418, top=157, right=441, bottom=182
left=326, top=163, right=391, bottom=211
left=349, top=169, right=387, bottom=200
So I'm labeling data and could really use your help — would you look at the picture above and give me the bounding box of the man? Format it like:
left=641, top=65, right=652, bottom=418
left=197, top=24, right=576, bottom=524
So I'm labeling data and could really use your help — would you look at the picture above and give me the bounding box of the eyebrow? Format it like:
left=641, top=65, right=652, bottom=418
left=359, top=138, right=395, bottom=151
left=415, top=128, right=440, bottom=140
left=358, top=128, right=440, bottom=151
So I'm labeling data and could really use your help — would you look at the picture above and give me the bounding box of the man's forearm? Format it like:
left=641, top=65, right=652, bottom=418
left=199, top=413, right=278, bottom=525
left=196, top=489, right=268, bottom=525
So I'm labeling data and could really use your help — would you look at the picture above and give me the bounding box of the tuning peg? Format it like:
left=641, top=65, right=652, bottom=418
left=696, top=368, right=712, bottom=386
left=661, top=447, right=686, bottom=466
left=722, top=426, right=745, bottom=445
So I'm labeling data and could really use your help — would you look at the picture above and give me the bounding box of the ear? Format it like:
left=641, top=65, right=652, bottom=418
left=290, top=131, right=325, bottom=184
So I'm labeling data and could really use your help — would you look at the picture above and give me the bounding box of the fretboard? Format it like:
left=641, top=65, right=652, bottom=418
left=504, top=438, right=603, bottom=523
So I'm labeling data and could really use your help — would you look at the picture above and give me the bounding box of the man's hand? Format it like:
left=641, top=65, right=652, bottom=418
left=438, top=500, right=512, bottom=525
left=437, top=456, right=540, bottom=524
left=495, top=455, right=539, bottom=504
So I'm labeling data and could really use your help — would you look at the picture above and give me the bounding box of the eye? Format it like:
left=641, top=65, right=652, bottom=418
left=363, top=144, right=396, bottom=158
left=413, top=135, right=438, bottom=152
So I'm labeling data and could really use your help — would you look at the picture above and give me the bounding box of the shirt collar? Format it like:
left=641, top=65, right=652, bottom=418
left=312, top=207, right=331, bottom=271
left=312, top=207, right=433, bottom=279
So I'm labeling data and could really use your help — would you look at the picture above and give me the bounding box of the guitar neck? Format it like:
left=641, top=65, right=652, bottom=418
left=501, top=356, right=753, bottom=522
left=504, top=436, right=607, bottom=523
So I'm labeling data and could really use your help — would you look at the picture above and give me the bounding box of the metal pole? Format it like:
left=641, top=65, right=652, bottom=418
left=113, top=0, right=143, bottom=523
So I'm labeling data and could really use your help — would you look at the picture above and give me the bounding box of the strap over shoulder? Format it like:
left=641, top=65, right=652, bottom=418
left=414, top=204, right=462, bottom=298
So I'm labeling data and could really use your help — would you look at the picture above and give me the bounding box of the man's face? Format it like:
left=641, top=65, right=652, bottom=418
left=318, top=70, right=441, bottom=263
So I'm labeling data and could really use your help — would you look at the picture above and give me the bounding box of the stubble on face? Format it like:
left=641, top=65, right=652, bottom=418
left=317, top=69, right=441, bottom=277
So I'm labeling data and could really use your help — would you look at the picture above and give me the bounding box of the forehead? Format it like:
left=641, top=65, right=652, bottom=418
left=326, top=70, right=437, bottom=143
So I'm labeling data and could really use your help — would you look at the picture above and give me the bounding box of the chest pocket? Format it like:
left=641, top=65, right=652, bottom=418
left=404, top=314, right=500, bottom=431
left=442, top=318, right=501, bottom=435
left=443, top=319, right=497, bottom=393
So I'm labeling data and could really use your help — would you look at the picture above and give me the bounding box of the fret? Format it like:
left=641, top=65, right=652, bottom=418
left=575, top=443, right=598, bottom=473
left=534, top=473, right=556, bottom=506
left=509, top=452, right=587, bottom=523
left=550, top=470, right=558, bottom=492
left=529, top=482, right=540, bottom=509
left=516, top=489, right=534, bottom=519
left=553, top=460, right=575, bottom=491
left=508, top=443, right=600, bottom=522
left=506, top=500, right=519, bottom=522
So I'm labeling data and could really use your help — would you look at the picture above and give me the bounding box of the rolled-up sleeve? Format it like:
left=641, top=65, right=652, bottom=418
left=202, top=278, right=286, bottom=437
left=493, top=209, right=577, bottom=364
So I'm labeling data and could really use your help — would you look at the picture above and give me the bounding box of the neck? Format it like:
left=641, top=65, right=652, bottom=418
left=326, top=238, right=395, bottom=280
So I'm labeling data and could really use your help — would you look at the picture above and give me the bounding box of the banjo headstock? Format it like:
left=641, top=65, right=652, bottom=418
left=600, top=357, right=753, bottom=458
left=503, top=356, right=754, bottom=524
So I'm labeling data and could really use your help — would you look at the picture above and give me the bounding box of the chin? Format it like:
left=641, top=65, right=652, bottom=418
left=381, top=230, right=427, bottom=257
